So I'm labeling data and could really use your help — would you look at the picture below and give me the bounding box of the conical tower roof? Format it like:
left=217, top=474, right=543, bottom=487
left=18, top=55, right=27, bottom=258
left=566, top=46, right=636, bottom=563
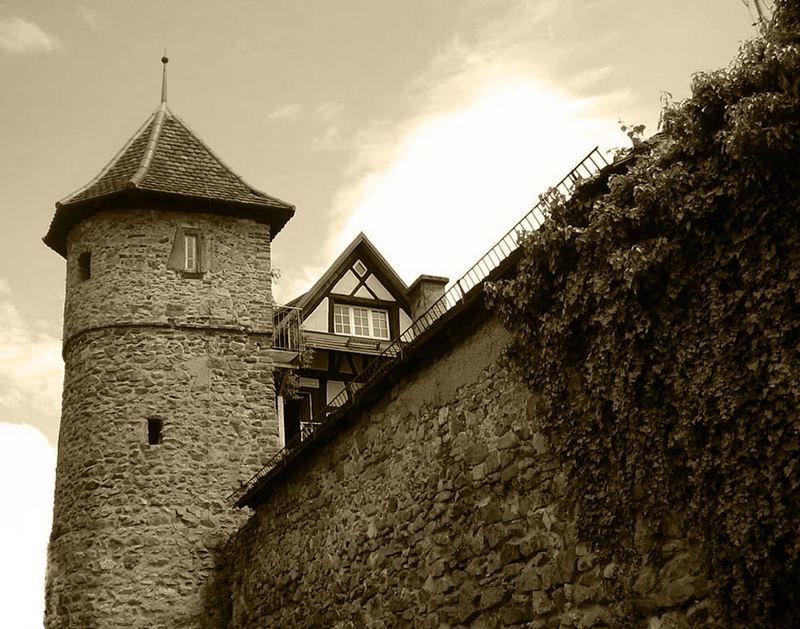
left=44, top=60, right=294, bottom=257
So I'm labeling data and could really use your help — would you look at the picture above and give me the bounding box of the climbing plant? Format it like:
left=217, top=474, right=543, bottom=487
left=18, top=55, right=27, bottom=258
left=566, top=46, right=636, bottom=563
left=488, top=2, right=800, bottom=626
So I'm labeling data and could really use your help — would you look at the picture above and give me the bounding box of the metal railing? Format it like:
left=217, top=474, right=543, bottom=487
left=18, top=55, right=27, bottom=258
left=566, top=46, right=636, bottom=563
left=230, top=146, right=610, bottom=506
left=272, top=305, right=302, bottom=352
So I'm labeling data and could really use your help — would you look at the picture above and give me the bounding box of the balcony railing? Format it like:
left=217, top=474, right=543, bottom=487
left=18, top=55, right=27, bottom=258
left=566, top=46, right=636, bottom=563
left=230, top=147, right=610, bottom=506
left=273, top=305, right=302, bottom=352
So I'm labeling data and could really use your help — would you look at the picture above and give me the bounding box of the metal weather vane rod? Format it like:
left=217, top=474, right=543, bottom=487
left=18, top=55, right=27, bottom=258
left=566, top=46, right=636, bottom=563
left=161, top=51, right=168, bottom=103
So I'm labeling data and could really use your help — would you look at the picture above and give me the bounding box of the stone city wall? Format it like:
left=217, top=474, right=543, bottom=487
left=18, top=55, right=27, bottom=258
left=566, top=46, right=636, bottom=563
left=222, top=315, right=712, bottom=628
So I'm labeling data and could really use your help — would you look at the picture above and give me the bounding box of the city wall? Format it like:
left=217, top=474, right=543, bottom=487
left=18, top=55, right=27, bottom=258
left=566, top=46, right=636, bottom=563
left=220, top=312, right=711, bottom=628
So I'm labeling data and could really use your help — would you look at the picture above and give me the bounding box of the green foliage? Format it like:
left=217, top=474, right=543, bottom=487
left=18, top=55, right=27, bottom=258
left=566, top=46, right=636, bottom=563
left=280, top=343, right=315, bottom=402
left=619, top=120, right=646, bottom=148
left=487, top=3, right=800, bottom=625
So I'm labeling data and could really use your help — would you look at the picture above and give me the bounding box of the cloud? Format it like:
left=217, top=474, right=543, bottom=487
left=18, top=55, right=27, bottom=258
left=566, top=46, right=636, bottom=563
left=0, top=422, right=56, bottom=629
left=308, top=101, right=346, bottom=151
left=272, top=258, right=326, bottom=305
left=314, top=1, right=628, bottom=288
left=0, top=17, right=61, bottom=55
left=266, top=103, right=303, bottom=122
left=79, top=5, right=104, bottom=32
left=311, top=125, right=343, bottom=152
left=404, top=0, right=623, bottom=116
left=0, top=280, right=62, bottom=432
left=329, top=80, right=624, bottom=286
left=316, top=100, right=344, bottom=121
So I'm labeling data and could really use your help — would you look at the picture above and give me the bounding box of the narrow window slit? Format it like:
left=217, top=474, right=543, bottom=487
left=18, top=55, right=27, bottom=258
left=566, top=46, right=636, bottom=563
left=147, top=418, right=163, bottom=445
left=78, top=252, right=91, bottom=281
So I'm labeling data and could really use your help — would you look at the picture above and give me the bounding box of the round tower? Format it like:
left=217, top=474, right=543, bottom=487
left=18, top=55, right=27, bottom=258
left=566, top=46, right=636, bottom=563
left=43, top=60, right=294, bottom=628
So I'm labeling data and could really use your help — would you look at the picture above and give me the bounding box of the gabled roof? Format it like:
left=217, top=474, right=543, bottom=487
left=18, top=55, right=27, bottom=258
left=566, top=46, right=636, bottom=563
left=44, top=101, right=294, bottom=257
left=292, top=232, right=410, bottom=315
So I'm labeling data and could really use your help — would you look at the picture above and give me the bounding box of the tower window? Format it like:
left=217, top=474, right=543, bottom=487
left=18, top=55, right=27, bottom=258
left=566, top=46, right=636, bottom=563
left=147, top=418, right=163, bottom=445
left=78, top=252, right=91, bottom=281
left=184, top=233, right=198, bottom=272
left=167, top=227, right=206, bottom=276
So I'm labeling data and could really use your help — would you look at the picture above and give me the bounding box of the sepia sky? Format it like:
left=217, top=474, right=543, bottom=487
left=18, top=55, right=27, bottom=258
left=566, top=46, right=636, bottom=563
left=0, top=1, right=759, bottom=627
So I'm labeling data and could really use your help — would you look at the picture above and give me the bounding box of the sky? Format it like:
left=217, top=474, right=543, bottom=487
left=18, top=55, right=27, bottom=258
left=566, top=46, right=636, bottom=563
left=0, top=1, right=760, bottom=626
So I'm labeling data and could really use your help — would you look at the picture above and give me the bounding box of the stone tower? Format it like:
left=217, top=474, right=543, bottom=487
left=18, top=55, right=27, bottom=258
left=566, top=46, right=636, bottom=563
left=43, top=60, right=293, bottom=628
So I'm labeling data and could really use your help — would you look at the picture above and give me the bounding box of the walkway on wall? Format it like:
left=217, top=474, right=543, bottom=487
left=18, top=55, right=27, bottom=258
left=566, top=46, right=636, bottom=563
left=230, top=146, right=610, bottom=507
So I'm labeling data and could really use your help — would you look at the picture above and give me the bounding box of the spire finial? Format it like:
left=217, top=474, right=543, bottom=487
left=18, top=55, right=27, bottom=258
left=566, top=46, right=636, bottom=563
left=160, top=51, right=169, bottom=104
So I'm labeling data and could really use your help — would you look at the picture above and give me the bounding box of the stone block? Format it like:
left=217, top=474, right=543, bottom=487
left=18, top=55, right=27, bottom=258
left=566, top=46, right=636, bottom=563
left=576, top=553, right=595, bottom=572
left=602, top=562, right=618, bottom=579
left=530, top=591, right=553, bottom=616
left=516, top=566, right=541, bottom=592
left=531, top=432, right=549, bottom=455
left=497, top=430, right=520, bottom=450
left=501, top=603, right=533, bottom=625
left=480, top=586, right=509, bottom=610
left=634, top=565, right=657, bottom=598
left=484, top=451, right=502, bottom=476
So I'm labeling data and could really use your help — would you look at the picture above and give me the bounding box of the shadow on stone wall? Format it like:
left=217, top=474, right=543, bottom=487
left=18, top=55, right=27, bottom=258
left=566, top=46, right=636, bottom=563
left=200, top=540, right=234, bottom=629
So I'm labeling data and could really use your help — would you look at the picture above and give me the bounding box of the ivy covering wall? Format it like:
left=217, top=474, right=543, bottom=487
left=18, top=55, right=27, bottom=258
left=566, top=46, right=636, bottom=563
left=488, top=3, right=800, bottom=626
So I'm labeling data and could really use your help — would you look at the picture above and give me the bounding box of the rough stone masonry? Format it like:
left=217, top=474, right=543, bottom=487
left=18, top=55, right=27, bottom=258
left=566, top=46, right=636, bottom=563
left=46, top=209, right=281, bottom=628
left=220, top=315, right=713, bottom=628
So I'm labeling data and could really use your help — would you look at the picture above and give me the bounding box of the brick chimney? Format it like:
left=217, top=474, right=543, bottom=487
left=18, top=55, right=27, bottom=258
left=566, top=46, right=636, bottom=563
left=407, top=274, right=449, bottom=320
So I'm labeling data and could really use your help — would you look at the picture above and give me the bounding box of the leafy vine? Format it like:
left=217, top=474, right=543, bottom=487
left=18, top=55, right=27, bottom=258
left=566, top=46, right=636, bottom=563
left=488, top=3, right=800, bottom=625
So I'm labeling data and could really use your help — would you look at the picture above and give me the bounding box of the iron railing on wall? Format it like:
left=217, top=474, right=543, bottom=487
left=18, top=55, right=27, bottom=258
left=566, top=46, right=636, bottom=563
left=229, top=146, right=610, bottom=506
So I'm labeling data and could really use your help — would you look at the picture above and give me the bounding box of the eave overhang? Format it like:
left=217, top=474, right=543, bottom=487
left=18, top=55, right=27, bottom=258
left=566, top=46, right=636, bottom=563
left=43, top=187, right=294, bottom=258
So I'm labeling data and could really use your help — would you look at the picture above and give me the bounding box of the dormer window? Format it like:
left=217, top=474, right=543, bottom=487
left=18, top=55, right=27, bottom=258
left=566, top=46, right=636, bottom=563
left=333, top=303, right=390, bottom=340
left=184, top=233, right=198, bottom=272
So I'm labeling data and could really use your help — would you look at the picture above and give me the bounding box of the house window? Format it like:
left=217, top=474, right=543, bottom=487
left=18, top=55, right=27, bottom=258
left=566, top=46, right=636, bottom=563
left=333, top=303, right=351, bottom=334
left=333, top=304, right=390, bottom=339
left=147, top=418, right=163, bottom=445
left=78, top=252, right=91, bottom=281
left=353, top=307, right=370, bottom=336
left=184, top=233, right=198, bottom=272
left=371, top=309, right=389, bottom=339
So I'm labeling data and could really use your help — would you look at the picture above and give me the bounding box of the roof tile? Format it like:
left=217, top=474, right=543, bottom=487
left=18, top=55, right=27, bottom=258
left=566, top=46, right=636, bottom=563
left=45, top=104, right=294, bottom=256
left=62, top=108, right=291, bottom=210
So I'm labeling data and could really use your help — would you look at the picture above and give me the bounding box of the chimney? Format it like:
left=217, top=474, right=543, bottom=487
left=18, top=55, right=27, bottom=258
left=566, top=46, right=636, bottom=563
left=407, top=274, right=449, bottom=320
